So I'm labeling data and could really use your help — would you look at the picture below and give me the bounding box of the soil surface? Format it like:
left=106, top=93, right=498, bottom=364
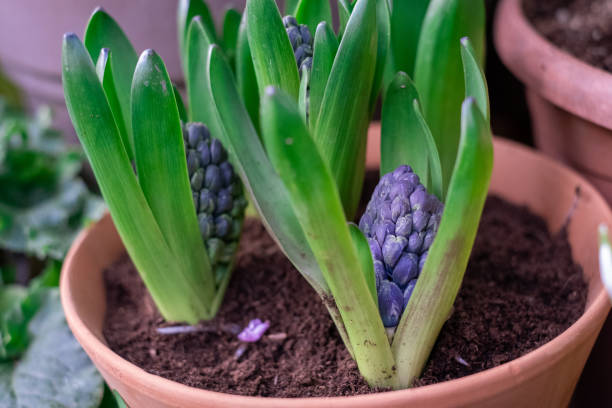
left=525, top=0, right=612, bottom=73
left=103, top=196, right=587, bottom=397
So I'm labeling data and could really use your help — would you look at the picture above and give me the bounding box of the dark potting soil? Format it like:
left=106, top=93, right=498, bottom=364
left=524, top=0, right=612, bottom=73
left=103, top=196, right=587, bottom=397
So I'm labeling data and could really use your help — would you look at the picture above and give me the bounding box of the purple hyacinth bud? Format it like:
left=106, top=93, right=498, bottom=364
left=392, top=252, right=419, bottom=287
left=220, top=161, right=234, bottom=186
left=382, top=235, right=408, bottom=267
left=187, top=149, right=199, bottom=177
left=412, top=210, right=430, bottom=232
left=378, top=281, right=404, bottom=327
left=191, top=169, right=204, bottom=191
left=359, top=212, right=374, bottom=235
left=419, top=251, right=428, bottom=271
left=198, top=214, right=215, bottom=239
left=396, top=171, right=420, bottom=186
left=391, top=197, right=409, bottom=221
left=395, top=215, right=413, bottom=237
left=373, top=260, right=386, bottom=288
left=205, top=164, right=222, bottom=192
left=408, top=231, right=424, bottom=253
left=187, top=124, right=202, bottom=148
left=423, top=230, right=436, bottom=251
left=390, top=181, right=415, bottom=201
left=199, top=189, right=215, bottom=213
left=375, top=220, right=395, bottom=246
left=392, top=165, right=411, bottom=179
left=287, top=26, right=301, bottom=48
left=403, top=279, right=417, bottom=307
left=197, top=140, right=211, bottom=166
left=368, top=237, right=382, bottom=261
left=210, top=138, right=226, bottom=164
left=216, top=190, right=233, bottom=214
left=299, top=25, right=312, bottom=44
left=410, top=187, right=428, bottom=211
left=379, top=201, right=393, bottom=221
left=215, top=215, right=232, bottom=238
left=238, top=319, right=270, bottom=342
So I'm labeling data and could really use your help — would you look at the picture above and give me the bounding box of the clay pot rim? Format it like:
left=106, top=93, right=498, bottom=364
left=494, top=0, right=612, bottom=130
left=61, top=137, right=612, bottom=406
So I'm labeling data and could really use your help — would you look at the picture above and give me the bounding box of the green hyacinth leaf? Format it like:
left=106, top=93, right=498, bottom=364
left=178, top=0, right=217, bottom=71
left=236, top=12, right=260, bottom=132
left=185, top=17, right=224, bottom=138
left=314, top=0, right=378, bottom=220
left=95, top=48, right=132, bottom=159
left=337, top=0, right=355, bottom=38
left=295, top=0, right=333, bottom=36
left=348, top=223, right=377, bottom=305
left=285, top=0, right=300, bottom=15
left=62, top=34, right=208, bottom=323
left=207, top=44, right=325, bottom=293
left=309, top=21, right=338, bottom=130
left=381, top=72, right=443, bottom=200
left=461, top=36, right=490, bottom=123
left=261, top=86, right=397, bottom=388
left=390, top=0, right=430, bottom=77
left=223, top=8, right=242, bottom=68
left=392, top=97, right=493, bottom=387
left=132, top=49, right=215, bottom=309
left=173, top=83, right=188, bottom=123
left=247, top=0, right=300, bottom=100
left=298, top=66, right=310, bottom=122
left=414, top=0, right=485, bottom=194
left=84, top=7, right=138, bottom=161
left=370, top=0, right=390, bottom=112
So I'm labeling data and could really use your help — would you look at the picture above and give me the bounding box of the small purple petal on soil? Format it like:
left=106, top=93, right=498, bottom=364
left=238, top=319, right=271, bottom=342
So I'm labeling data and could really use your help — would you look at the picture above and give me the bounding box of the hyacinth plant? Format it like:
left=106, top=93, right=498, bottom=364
left=61, top=7, right=247, bottom=324
left=185, top=0, right=493, bottom=389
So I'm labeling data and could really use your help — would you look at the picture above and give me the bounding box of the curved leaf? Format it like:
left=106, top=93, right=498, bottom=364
left=392, top=97, right=493, bottom=387
left=247, top=0, right=300, bottom=100
left=261, top=86, right=397, bottom=388
left=314, top=0, right=378, bottom=220
left=460, top=36, right=490, bottom=123
left=173, top=83, right=188, bottom=123
left=295, top=0, right=333, bottom=35
left=414, top=0, right=485, bottom=192
left=390, top=0, right=430, bottom=77
left=222, top=8, right=242, bottom=68
left=236, top=12, right=260, bottom=131
left=178, top=0, right=217, bottom=70
left=62, top=34, right=206, bottom=323
left=309, top=22, right=338, bottom=130
left=348, top=223, right=377, bottom=305
left=370, top=0, right=391, bottom=111
left=381, top=72, right=442, bottom=199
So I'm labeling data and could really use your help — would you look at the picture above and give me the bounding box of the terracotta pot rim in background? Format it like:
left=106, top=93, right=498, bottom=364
left=61, top=133, right=612, bottom=407
left=493, top=0, right=612, bottom=131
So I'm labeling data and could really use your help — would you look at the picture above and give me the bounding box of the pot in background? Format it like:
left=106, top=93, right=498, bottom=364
left=61, top=125, right=612, bottom=407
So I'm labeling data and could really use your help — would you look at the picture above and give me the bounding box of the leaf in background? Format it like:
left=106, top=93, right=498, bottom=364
left=132, top=49, right=215, bottom=310
left=314, top=0, right=378, bottom=220
left=173, top=83, right=188, bottom=123
left=390, top=0, right=430, bottom=77
left=309, top=21, right=338, bottom=131
left=223, top=8, right=242, bottom=69
left=178, top=0, right=217, bottom=71
left=0, top=289, right=105, bottom=408
left=461, top=36, right=490, bottom=123
left=295, top=0, right=333, bottom=35
left=337, top=0, right=355, bottom=38
left=236, top=12, right=260, bottom=131
left=348, top=223, right=377, bottom=305
left=63, top=34, right=205, bottom=323
left=381, top=72, right=442, bottom=199
left=285, top=0, right=300, bottom=15
left=95, top=48, right=133, bottom=159
left=370, top=0, right=390, bottom=112
left=261, top=86, right=397, bottom=388
left=392, top=97, right=493, bottom=387
left=185, top=17, right=224, bottom=138
left=298, top=66, right=310, bottom=122
left=247, top=0, right=300, bottom=100
left=414, top=0, right=485, bottom=192
left=84, top=8, right=138, bottom=161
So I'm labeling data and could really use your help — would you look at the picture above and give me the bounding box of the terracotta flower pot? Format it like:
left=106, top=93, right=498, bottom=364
left=61, top=125, right=611, bottom=407
left=493, top=0, right=612, bottom=203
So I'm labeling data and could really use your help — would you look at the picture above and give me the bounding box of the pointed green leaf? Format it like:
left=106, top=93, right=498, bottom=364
left=285, top=0, right=300, bottom=15
left=390, top=0, right=430, bottom=77
left=261, top=86, right=397, bottom=388
left=222, top=8, right=242, bottom=68
left=461, top=36, right=490, bottom=123
left=63, top=34, right=207, bottom=323
left=247, top=0, right=300, bottom=99
left=95, top=48, right=133, bottom=159
left=295, top=0, right=333, bottom=35
left=84, top=8, right=137, bottom=161
left=309, top=21, right=338, bottom=130
left=414, top=0, right=485, bottom=192
left=173, top=83, right=188, bottom=123
left=185, top=17, right=224, bottom=138
left=337, top=0, right=354, bottom=38
left=381, top=72, right=443, bottom=199
left=370, top=0, right=391, bottom=111
left=392, top=97, right=493, bottom=387
left=132, top=49, right=215, bottom=310
left=298, top=67, right=310, bottom=122
left=314, top=0, right=378, bottom=220
left=348, top=223, right=377, bottom=305
left=236, top=12, right=260, bottom=131
left=178, top=0, right=217, bottom=71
